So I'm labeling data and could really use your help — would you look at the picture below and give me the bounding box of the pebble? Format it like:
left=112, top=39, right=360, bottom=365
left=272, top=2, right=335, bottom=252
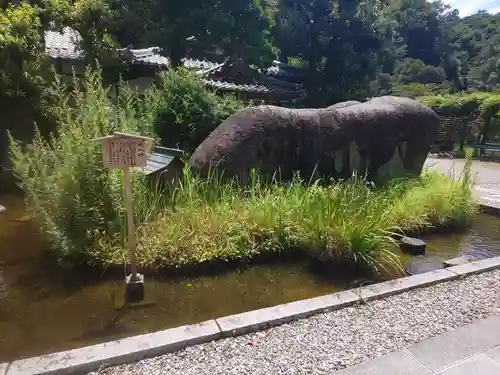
left=0, top=204, right=5, bottom=213
left=93, top=269, right=500, bottom=375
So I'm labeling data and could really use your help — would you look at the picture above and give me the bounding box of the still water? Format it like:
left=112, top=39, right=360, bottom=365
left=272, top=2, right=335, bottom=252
left=1, top=195, right=500, bottom=362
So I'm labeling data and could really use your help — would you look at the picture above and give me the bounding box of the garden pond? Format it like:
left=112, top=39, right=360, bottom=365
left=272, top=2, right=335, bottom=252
left=1, top=194, right=500, bottom=362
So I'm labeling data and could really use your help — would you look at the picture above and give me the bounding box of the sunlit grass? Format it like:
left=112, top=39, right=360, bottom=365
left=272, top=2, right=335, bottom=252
left=91, top=165, right=477, bottom=275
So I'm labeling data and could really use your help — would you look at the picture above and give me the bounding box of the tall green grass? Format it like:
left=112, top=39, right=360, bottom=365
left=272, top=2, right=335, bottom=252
left=94, top=166, right=477, bottom=275
left=9, top=69, right=163, bottom=265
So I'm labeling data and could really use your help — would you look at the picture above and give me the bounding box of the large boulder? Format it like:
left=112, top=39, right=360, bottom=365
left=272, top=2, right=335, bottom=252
left=188, top=96, right=439, bottom=182
left=327, top=100, right=362, bottom=109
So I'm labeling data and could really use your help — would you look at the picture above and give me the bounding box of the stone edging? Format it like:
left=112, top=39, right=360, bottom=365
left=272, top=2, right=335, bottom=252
left=3, top=255, right=500, bottom=375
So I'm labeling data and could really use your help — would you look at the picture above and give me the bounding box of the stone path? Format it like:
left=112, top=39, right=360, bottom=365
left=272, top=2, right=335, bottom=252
left=424, top=157, right=500, bottom=188
left=425, top=157, right=500, bottom=208
left=334, top=314, right=500, bottom=375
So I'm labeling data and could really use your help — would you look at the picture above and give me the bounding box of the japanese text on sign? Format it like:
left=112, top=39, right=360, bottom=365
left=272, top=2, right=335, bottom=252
left=101, top=139, right=149, bottom=168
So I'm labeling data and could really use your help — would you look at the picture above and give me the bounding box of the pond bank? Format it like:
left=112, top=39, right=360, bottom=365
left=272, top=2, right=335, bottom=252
left=89, top=266, right=500, bottom=375
left=3, top=257, right=500, bottom=375
left=1, top=190, right=499, bottom=362
left=61, top=170, right=477, bottom=274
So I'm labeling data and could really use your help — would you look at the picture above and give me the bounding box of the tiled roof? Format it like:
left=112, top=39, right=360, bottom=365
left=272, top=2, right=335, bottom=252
left=266, top=60, right=306, bottom=78
left=44, top=27, right=84, bottom=60
left=202, top=79, right=271, bottom=93
left=43, top=27, right=302, bottom=96
left=202, top=79, right=305, bottom=98
left=124, top=48, right=220, bottom=70
left=44, top=29, right=223, bottom=71
left=183, top=59, right=221, bottom=70
left=124, top=47, right=169, bottom=67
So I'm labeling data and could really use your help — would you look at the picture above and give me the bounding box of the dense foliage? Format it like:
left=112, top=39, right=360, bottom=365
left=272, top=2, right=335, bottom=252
left=151, top=69, right=243, bottom=152
left=1, top=1, right=487, bottom=275
left=8, top=70, right=161, bottom=264
left=418, top=91, right=500, bottom=144
left=1, top=0, right=500, bottom=102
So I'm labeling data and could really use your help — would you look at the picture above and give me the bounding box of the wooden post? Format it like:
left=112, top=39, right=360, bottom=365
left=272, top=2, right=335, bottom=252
left=123, top=167, right=138, bottom=282
left=92, top=132, right=154, bottom=303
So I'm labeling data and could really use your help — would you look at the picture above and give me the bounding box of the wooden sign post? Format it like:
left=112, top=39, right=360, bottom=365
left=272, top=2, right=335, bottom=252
left=94, top=132, right=154, bottom=302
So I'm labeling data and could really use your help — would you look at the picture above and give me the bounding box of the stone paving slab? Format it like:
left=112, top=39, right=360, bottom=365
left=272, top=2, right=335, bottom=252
left=446, top=256, right=500, bottom=276
left=434, top=354, right=500, bottom=375
left=407, top=315, right=500, bottom=372
left=485, top=345, right=500, bottom=362
left=334, top=349, right=432, bottom=375
left=216, top=290, right=360, bottom=335
left=5, top=320, right=220, bottom=375
left=0, top=364, right=9, bottom=375
left=358, top=269, right=458, bottom=301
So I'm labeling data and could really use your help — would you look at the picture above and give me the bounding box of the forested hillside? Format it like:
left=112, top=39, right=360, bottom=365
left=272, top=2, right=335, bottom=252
left=1, top=0, right=499, bottom=104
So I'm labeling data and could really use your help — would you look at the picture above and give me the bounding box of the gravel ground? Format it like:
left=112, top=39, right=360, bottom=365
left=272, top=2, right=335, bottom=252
left=94, top=269, right=500, bottom=375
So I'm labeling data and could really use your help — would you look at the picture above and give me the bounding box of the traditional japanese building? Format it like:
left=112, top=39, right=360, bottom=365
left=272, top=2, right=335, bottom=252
left=44, top=27, right=306, bottom=105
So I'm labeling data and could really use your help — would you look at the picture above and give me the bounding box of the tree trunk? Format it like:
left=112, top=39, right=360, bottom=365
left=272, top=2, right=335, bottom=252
left=479, top=116, right=492, bottom=156
left=169, top=36, right=186, bottom=68
left=279, top=50, right=289, bottom=64
left=459, top=117, right=469, bottom=152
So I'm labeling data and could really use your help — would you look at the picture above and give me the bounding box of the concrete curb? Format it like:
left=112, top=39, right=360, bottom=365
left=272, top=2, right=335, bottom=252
left=216, top=290, right=360, bottom=336
left=357, top=269, right=460, bottom=301
left=0, top=363, right=9, bottom=375
left=5, top=321, right=220, bottom=375
left=5, top=256, right=500, bottom=374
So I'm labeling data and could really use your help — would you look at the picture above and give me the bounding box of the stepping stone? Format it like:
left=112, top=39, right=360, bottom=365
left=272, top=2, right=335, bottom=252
left=400, top=237, right=426, bottom=256
left=443, top=256, right=471, bottom=268
left=405, top=257, right=444, bottom=276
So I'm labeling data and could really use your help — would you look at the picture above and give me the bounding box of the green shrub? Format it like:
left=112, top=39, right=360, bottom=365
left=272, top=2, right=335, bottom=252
left=9, top=68, right=162, bottom=265
left=0, top=2, right=49, bottom=98
left=150, top=68, right=243, bottom=153
left=395, top=58, right=445, bottom=84
left=391, top=83, right=450, bottom=98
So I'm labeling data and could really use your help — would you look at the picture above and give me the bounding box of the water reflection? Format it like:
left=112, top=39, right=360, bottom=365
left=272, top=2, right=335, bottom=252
left=1, top=194, right=500, bottom=362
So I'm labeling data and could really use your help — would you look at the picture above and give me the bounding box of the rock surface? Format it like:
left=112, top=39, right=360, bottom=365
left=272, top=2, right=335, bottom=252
left=400, top=237, right=426, bottom=255
left=405, top=256, right=443, bottom=275
left=327, top=100, right=362, bottom=109
left=443, top=256, right=472, bottom=268
left=189, top=96, right=438, bottom=182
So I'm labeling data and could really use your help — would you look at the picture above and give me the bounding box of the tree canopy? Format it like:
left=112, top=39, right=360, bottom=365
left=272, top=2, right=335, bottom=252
left=1, top=0, right=500, bottom=102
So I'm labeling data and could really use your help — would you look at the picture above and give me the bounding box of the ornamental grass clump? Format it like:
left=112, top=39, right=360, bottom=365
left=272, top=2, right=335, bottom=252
left=117, top=164, right=476, bottom=275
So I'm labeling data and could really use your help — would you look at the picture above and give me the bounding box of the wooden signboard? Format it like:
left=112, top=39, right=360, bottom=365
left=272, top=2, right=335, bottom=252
left=97, top=132, right=153, bottom=169
left=94, top=132, right=154, bottom=287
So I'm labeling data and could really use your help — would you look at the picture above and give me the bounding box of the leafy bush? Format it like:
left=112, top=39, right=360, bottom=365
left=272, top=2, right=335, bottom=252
left=418, top=92, right=500, bottom=119
left=9, top=69, right=162, bottom=266
left=395, top=58, right=445, bottom=84
left=0, top=0, right=117, bottom=99
left=151, top=68, right=243, bottom=153
left=0, top=2, right=48, bottom=97
left=391, top=83, right=450, bottom=98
